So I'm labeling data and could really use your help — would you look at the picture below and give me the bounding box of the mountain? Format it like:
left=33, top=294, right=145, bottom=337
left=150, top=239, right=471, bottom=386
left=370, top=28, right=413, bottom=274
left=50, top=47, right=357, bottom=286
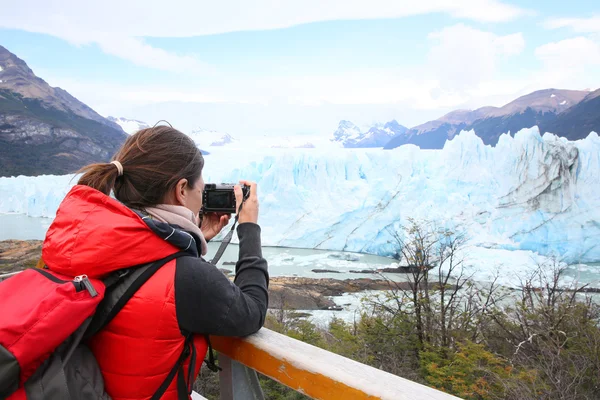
left=187, top=128, right=236, bottom=147
left=384, top=89, right=591, bottom=149
left=540, top=89, right=600, bottom=140
left=332, top=120, right=361, bottom=144
left=0, top=45, right=127, bottom=177
left=107, top=116, right=149, bottom=135
left=332, top=120, right=408, bottom=148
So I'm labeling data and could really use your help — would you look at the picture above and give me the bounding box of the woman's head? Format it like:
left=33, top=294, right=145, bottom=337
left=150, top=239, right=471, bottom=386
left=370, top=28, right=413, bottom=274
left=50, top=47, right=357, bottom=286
left=77, top=126, right=205, bottom=214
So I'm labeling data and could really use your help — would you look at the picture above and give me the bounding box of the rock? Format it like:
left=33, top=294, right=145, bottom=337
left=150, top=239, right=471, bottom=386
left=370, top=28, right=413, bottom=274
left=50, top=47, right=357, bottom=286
left=312, top=269, right=340, bottom=273
left=378, top=266, right=428, bottom=273
left=349, top=264, right=433, bottom=274
left=268, top=283, right=337, bottom=310
left=282, top=257, right=295, bottom=262
left=269, top=277, right=395, bottom=298
left=222, top=261, right=236, bottom=266
left=0, top=240, right=43, bottom=274
left=350, top=269, right=377, bottom=274
left=219, top=268, right=232, bottom=276
left=322, top=305, right=344, bottom=311
left=327, top=253, right=360, bottom=262
left=287, top=311, right=312, bottom=319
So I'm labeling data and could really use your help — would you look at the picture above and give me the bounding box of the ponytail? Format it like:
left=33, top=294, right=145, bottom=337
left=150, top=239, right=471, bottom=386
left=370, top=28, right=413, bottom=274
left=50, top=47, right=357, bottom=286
left=77, top=162, right=121, bottom=196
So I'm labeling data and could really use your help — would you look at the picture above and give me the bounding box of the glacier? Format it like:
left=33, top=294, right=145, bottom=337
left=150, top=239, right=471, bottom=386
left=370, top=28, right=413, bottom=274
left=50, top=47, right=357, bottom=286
left=1, top=127, right=599, bottom=281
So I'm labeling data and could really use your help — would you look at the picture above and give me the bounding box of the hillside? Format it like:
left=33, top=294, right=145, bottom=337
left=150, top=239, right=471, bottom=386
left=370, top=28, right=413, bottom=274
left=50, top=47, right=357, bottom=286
left=385, top=89, right=593, bottom=149
left=0, top=46, right=127, bottom=177
left=540, top=89, right=600, bottom=140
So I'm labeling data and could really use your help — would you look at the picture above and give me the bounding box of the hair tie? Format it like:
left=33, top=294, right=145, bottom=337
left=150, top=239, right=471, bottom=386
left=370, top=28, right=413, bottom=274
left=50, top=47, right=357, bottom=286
left=111, top=160, right=124, bottom=176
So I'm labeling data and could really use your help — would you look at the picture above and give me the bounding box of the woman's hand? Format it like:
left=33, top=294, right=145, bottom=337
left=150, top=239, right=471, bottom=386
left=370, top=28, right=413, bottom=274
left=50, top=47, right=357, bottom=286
left=200, top=212, right=231, bottom=241
left=235, top=180, right=259, bottom=224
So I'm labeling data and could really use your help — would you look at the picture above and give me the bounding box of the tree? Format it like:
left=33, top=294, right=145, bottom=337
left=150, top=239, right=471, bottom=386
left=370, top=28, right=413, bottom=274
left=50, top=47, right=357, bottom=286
left=488, top=259, right=600, bottom=399
left=421, top=341, right=536, bottom=400
left=383, top=218, right=475, bottom=351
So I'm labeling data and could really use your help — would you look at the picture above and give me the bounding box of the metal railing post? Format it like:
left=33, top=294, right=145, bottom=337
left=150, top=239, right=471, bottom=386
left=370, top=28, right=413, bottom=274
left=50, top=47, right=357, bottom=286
left=219, top=354, right=265, bottom=400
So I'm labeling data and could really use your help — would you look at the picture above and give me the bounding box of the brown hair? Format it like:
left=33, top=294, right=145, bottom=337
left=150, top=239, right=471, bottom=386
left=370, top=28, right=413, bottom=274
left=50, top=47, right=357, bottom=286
left=77, top=126, right=204, bottom=209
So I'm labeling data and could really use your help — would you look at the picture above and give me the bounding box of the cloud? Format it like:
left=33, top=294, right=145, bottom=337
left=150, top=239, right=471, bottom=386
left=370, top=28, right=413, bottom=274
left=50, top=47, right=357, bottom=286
left=535, top=37, right=600, bottom=69
left=427, top=24, right=525, bottom=90
left=2, top=0, right=528, bottom=72
left=3, top=0, right=529, bottom=37
left=36, top=22, right=530, bottom=126
left=511, top=36, right=600, bottom=96
left=544, top=16, right=600, bottom=33
left=538, top=15, right=600, bottom=90
left=93, top=36, right=213, bottom=74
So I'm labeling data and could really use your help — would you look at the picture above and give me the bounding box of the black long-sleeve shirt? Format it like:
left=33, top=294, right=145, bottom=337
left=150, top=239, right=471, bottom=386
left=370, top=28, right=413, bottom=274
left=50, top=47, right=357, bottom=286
left=174, top=223, right=269, bottom=336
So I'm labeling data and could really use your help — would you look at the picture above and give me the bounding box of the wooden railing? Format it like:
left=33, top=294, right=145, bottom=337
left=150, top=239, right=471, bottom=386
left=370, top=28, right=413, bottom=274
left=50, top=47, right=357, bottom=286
left=1, top=270, right=460, bottom=399
left=213, top=328, right=461, bottom=400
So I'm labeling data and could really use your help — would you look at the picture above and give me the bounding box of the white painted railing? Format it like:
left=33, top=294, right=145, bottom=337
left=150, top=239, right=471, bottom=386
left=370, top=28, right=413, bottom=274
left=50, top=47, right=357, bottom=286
left=213, top=328, right=461, bottom=399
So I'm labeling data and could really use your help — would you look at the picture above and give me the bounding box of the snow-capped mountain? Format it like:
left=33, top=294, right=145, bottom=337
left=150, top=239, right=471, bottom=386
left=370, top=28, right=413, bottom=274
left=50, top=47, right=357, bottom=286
left=107, top=117, right=150, bottom=135
left=187, top=128, right=236, bottom=147
left=331, top=120, right=408, bottom=148
left=332, top=120, right=362, bottom=143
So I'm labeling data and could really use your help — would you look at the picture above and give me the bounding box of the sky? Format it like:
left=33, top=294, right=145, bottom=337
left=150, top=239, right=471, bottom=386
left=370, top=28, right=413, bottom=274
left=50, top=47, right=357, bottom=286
left=1, top=0, right=600, bottom=137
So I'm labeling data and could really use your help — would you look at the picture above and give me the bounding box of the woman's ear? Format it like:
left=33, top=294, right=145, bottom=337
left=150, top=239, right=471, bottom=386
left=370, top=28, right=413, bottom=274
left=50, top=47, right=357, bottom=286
left=174, top=178, right=189, bottom=206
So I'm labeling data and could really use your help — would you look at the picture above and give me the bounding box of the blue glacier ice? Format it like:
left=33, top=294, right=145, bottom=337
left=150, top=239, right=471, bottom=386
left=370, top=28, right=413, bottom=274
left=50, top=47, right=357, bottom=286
left=1, top=127, right=599, bottom=280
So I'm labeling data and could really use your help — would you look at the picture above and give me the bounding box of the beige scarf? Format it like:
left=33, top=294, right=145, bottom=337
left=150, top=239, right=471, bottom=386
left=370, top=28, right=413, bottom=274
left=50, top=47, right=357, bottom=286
left=144, top=204, right=208, bottom=256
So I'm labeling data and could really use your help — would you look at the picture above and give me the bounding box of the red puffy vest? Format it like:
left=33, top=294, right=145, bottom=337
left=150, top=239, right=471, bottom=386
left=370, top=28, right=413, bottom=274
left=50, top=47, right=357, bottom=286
left=42, top=186, right=207, bottom=400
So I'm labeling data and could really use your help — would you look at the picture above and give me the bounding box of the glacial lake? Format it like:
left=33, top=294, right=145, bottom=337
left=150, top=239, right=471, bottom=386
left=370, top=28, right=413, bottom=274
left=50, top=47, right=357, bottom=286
left=2, top=213, right=599, bottom=326
left=0, top=213, right=401, bottom=280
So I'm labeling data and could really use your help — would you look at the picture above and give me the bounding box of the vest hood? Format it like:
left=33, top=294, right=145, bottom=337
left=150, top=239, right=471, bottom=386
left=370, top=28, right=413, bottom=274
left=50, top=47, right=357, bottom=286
left=42, top=185, right=181, bottom=277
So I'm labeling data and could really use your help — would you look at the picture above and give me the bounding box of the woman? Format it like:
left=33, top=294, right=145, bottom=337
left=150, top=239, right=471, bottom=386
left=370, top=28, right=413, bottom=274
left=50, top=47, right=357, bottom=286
left=41, top=125, right=268, bottom=400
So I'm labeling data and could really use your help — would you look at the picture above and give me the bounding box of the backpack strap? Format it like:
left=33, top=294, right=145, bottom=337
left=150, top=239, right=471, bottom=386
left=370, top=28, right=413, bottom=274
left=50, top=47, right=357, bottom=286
left=85, top=251, right=196, bottom=399
left=151, top=334, right=194, bottom=400
left=203, top=334, right=222, bottom=372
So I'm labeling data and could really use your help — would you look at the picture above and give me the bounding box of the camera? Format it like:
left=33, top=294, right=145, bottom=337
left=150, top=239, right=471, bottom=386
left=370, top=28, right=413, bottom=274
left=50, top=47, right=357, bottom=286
left=202, top=183, right=250, bottom=213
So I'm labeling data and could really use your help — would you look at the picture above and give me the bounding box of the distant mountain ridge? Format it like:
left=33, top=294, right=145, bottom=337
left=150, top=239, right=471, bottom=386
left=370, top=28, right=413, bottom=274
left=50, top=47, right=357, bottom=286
left=384, top=89, right=594, bottom=149
left=0, top=45, right=127, bottom=177
left=108, top=116, right=150, bottom=135
left=187, top=128, right=237, bottom=147
left=332, top=119, right=407, bottom=148
left=540, top=89, right=600, bottom=140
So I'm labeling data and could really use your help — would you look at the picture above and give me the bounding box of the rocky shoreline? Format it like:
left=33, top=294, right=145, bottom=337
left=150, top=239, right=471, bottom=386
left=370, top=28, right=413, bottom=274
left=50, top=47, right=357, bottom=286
left=0, top=240, right=400, bottom=311
left=0, top=240, right=43, bottom=273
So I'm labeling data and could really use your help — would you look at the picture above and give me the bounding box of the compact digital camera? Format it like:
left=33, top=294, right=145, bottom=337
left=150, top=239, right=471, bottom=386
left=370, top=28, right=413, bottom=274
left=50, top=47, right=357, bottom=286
left=202, top=183, right=250, bottom=213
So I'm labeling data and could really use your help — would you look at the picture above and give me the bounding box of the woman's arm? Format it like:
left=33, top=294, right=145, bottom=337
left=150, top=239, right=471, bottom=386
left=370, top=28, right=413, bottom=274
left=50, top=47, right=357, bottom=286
left=174, top=223, right=269, bottom=336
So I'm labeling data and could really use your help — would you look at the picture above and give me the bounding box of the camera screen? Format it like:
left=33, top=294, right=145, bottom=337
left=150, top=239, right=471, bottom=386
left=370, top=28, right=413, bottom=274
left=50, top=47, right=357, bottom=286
left=207, top=191, right=232, bottom=208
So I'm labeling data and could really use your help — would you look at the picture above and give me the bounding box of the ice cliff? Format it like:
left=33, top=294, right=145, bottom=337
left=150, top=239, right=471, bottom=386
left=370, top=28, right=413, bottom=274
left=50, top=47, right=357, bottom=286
left=1, top=127, right=598, bottom=264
